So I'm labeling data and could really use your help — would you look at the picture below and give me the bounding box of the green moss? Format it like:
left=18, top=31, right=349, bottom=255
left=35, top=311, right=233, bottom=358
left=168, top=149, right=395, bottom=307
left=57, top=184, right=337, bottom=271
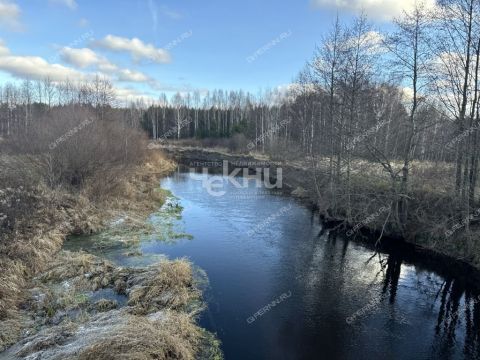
left=73, top=293, right=89, bottom=306
left=198, top=329, right=224, bottom=360
left=65, top=187, right=193, bottom=264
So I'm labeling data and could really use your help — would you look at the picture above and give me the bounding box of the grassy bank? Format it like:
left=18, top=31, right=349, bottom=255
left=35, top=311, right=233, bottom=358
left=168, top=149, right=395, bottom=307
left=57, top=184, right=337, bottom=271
left=0, top=150, right=222, bottom=359
left=3, top=250, right=221, bottom=359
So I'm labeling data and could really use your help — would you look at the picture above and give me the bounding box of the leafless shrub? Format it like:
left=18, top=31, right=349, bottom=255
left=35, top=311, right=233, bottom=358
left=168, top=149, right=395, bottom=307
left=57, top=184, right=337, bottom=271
left=4, top=105, right=148, bottom=193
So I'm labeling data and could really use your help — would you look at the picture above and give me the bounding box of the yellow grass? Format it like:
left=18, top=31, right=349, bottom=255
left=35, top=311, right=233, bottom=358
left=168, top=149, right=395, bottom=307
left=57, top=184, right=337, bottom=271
left=0, top=151, right=177, bottom=351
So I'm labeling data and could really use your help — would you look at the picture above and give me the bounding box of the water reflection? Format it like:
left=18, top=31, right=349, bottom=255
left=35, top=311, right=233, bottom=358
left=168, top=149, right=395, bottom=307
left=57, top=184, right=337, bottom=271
left=352, top=243, right=480, bottom=359
left=66, top=169, right=480, bottom=359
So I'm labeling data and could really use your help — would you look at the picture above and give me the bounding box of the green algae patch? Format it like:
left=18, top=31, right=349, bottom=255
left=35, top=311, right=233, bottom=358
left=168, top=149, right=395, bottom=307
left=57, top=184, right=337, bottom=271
left=64, top=189, right=193, bottom=261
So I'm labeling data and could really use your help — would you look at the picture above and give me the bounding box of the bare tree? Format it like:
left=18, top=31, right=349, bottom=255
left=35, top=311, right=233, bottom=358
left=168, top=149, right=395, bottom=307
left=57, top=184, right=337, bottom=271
left=384, top=0, right=433, bottom=229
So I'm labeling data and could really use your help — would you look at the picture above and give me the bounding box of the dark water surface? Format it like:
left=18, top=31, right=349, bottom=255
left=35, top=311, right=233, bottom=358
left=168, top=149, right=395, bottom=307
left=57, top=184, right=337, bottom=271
left=66, top=169, right=480, bottom=360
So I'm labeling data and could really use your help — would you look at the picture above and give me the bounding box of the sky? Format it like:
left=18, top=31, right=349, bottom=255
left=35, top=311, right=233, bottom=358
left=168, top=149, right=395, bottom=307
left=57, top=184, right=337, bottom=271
left=0, top=0, right=432, bottom=102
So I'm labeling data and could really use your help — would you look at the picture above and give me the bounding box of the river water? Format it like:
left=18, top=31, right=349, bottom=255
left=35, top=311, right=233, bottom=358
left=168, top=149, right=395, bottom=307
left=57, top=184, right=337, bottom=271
left=66, top=169, right=480, bottom=360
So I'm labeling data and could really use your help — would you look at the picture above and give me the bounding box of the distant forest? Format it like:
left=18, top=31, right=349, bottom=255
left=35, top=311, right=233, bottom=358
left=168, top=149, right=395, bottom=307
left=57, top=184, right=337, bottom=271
left=1, top=0, right=480, bottom=257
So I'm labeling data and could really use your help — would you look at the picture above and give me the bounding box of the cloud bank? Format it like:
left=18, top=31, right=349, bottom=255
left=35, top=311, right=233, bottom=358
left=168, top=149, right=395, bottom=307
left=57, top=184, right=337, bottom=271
left=93, top=35, right=171, bottom=63
left=311, top=0, right=437, bottom=20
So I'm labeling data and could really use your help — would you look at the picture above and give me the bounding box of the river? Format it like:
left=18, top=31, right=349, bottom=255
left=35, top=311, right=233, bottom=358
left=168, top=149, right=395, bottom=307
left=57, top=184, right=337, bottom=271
left=65, top=168, right=480, bottom=360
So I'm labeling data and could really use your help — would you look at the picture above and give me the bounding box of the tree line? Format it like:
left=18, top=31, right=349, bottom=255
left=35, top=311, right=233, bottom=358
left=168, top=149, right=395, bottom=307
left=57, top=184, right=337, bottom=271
left=1, top=0, right=479, bottom=249
left=138, top=0, right=480, bottom=243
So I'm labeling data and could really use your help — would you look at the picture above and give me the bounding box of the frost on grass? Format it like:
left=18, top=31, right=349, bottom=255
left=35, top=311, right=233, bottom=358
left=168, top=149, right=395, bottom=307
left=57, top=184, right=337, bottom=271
left=2, top=251, right=222, bottom=360
left=65, top=191, right=193, bottom=260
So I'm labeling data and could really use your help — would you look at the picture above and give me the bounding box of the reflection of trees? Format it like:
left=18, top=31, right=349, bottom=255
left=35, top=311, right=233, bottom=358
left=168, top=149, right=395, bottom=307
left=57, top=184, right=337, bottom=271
left=432, top=277, right=480, bottom=359
left=464, top=289, right=480, bottom=359
left=376, top=252, right=480, bottom=358
left=277, top=212, right=480, bottom=359
left=434, top=278, right=462, bottom=358
left=381, top=254, right=402, bottom=304
left=326, top=225, right=350, bottom=264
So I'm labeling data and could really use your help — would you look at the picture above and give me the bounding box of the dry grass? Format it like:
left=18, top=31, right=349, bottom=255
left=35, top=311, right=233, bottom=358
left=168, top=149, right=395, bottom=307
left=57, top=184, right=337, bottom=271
left=4, top=250, right=221, bottom=360
left=128, top=259, right=201, bottom=315
left=12, top=310, right=209, bottom=360
left=77, top=311, right=202, bottom=360
left=0, top=318, right=23, bottom=352
left=0, top=260, right=26, bottom=320
left=0, top=150, right=176, bottom=351
left=90, top=150, right=175, bottom=218
left=39, top=251, right=116, bottom=290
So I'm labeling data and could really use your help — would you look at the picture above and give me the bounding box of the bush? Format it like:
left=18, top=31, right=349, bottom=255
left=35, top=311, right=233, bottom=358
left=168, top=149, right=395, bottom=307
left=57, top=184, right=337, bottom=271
left=267, top=139, right=303, bottom=161
left=227, top=133, right=248, bottom=152
left=167, top=134, right=249, bottom=153
left=4, top=105, right=148, bottom=192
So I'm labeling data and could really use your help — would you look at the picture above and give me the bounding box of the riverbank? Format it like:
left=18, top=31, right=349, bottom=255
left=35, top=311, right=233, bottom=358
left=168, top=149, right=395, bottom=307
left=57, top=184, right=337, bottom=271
left=0, top=151, right=222, bottom=359
left=159, top=144, right=480, bottom=272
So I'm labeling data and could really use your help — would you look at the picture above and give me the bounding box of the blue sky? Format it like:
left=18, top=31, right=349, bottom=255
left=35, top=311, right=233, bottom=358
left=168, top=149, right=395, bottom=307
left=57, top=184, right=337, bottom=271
left=0, top=0, right=417, bottom=101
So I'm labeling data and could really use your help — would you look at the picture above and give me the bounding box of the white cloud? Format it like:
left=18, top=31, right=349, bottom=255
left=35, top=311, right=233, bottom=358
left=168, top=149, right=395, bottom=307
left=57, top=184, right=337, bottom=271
left=59, top=46, right=154, bottom=84
left=0, top=53, right=86, bottom=82
left=0, top=41, right=86, bottom=83
left=401, top=86, right=414, bottom=100
left=360, top=30, right=384, bottom=49
left=117, top=69, right=149, bottom=82
left=60, top=47, right=103, bottom=68
left=113, top=87, right=157, bottom=104
left=97, top=61, right=118, bottom=73
left=0, top=41, right=165, bottom=104
left=311, top=0, right=437, bottom=21
left=0, top=0, right=22, bottom=31
left=0, top=40, right=10, bottom=56
left=343, top=30, right=386, bottom=54
left=49, top=0, right=77, bottom=10
left=280, top=82, right=317, bottom=95
left=93, top=35, right=171, bottom=63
